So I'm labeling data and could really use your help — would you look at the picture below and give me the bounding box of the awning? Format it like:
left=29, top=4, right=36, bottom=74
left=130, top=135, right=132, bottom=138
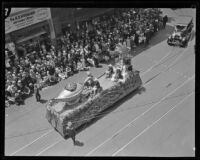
left=16, top=31, right=46, bottom=44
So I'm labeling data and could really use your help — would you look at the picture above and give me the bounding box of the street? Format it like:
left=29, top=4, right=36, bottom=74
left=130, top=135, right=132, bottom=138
left=5, top=8, right=195, bottom=156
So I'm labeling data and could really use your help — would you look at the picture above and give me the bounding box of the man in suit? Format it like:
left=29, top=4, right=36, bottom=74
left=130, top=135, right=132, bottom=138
left=34, top=84, right=41, bottom=102
left=163, top=15, right=168, bottom=29
left=65, top=121, right=76, bottom=145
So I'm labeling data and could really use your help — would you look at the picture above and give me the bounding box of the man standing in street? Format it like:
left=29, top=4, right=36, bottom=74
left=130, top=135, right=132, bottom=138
left=34, top=84, right=41, bottom=102
left=65, top=121, right=76, bottom=145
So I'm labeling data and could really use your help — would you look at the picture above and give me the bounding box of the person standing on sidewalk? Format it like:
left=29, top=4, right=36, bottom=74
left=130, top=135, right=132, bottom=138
left=163, top=15, right=168, bottom=29
left=34, top=84, right=41, bottom=102
left=66, top=121, right=76, bottom=145
left=145, top=28, right=150, bottom=46
left=130, top=34, right=136, bottom=53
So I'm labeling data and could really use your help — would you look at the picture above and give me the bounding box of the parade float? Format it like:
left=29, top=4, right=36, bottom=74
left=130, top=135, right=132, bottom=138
left=46, top=53, right=142, bottom=137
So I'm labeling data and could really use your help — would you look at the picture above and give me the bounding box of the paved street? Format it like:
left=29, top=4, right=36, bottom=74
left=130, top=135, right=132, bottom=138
left=5, top=8, right=195, bottom=156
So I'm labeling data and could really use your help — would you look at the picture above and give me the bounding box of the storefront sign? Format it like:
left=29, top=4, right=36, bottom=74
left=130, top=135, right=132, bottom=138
left=5, top=8, right=51, bottom=34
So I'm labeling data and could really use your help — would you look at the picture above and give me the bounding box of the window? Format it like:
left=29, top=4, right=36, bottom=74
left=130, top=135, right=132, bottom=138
left=175, top=25, right=186, bottom=32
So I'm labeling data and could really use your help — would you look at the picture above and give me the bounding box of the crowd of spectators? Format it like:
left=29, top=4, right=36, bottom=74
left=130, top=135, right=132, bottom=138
left=5, top=8, right=165, bottom=107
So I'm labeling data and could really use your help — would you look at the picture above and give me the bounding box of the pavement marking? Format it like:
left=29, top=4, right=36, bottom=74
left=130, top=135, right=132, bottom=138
left=41, top=46, right=193, bottom=156
left=9, top=72, right=106, bottom=155
left=146, top=43, right=194, bottom=81
left=36, top=139, right=63, bottom=156
left=141, top=48, right=175, bottom=76
left=148, top=51, right=193, bottom=79
left=10, top=48, right=170, bottom=156
left=112, top=91, right=194, bottom=156
left=10, top=40, right=194, bottom=156
left=10, top=129, right=53, bottom=156
left=35, top=54, right=176, bottom=156
left=85, top=75, right=194, bottom=156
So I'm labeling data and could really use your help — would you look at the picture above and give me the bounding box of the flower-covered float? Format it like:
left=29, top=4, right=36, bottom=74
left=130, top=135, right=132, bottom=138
left=46, top=56, right=142, bottom=137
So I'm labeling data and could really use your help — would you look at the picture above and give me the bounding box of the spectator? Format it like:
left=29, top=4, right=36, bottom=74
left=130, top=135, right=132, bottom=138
left=5, top=8, right=163, bottom=107
left=163, top=15, right=168, bottom=29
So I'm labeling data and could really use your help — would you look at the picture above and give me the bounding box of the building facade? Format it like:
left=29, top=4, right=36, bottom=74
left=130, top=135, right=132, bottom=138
left=5, top=8, right=114, bottom=54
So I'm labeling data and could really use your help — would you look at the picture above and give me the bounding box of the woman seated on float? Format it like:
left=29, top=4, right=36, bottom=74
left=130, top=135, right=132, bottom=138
left=111, top=61, right=133, bottom=83
left=92, top=78, right=102, bottom=95
left=111, top=67, right=123, bottom=82
left=119, top=65, right=131, bottom=83
left=105, top=64, right=114, bottom=78
left=83, top=72, right=95, bottom=89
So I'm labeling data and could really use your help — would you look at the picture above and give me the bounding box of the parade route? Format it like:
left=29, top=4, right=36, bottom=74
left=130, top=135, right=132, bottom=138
left=5, top=8, right=195, bottom=156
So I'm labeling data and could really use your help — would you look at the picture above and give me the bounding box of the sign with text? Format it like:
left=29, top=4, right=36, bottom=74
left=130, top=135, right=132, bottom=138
left=5, top=8, right=51, bottom=34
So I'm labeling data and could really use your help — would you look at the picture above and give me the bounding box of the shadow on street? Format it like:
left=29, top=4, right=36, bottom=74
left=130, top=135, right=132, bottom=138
left=39, top=99, right=48, bottom=104
left=74, top=140, right=84, bottom=147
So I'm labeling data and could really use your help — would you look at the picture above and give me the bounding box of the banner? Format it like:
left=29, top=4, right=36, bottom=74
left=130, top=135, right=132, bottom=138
left=5, top=8, right=51, bottom=34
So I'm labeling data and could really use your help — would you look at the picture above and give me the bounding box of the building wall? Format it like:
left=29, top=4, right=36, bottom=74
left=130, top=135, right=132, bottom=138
left=5, top=8, right=115, bottom=45
left=51, top=8, right=114, bottom=36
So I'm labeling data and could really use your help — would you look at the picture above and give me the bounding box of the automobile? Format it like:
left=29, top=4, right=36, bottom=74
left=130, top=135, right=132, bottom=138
left=167, top=15, right=193, bottom=47
left=46, top=56, right=142, bottom=137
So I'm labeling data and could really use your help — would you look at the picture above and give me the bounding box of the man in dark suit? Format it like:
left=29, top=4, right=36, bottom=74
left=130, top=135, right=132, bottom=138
left=163, top=15, right=168, bottom=29
left=65, top=121, right=76, bottom=145
left=34, top=84, right=41, bottom=102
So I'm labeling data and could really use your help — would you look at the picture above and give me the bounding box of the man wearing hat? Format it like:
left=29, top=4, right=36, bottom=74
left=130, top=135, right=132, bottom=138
left=163, top=15, right=168, bottom=29
left=65, top=121, right=76, bottom=145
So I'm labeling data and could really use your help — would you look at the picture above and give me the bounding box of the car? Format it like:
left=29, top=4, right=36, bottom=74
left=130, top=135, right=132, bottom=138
left=167, top=15, right=193, bottom=47
left=46, top=56, right=142, bottom=137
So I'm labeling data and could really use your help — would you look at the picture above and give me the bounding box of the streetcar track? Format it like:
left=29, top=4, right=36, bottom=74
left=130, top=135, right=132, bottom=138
left=9, top=37, right=194, bottom=156
left=86, top=75, right=194, bottom=156
left=112, top=91, right=194, bottom=156
left=38, top=61, right=194, bottom=156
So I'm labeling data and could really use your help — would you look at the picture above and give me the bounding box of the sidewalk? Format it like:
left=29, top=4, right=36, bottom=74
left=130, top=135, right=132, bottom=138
left=161, top=8, right=196, bottom=31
